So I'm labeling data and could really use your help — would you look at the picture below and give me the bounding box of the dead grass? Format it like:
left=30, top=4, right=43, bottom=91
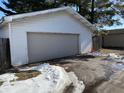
left=15, top=70, right=41, bottom=80
left=0, top=81, right=4, bottom=86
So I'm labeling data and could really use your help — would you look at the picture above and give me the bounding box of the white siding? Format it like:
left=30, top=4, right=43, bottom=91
left=10, top=11, right=92, bottom=66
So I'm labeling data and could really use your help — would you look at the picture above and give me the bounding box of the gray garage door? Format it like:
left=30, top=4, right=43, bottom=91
left=27, top=33, right=79, bottom=63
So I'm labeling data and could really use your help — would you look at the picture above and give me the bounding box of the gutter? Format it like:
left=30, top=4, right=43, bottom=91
left=3, top=7, right=68, bottom=24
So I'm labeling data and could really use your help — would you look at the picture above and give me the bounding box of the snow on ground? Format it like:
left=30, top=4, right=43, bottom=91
left=88, top=51, right=124, bottom=63
left=87, top=51, right=108, bottom=57
left=0, top=63, right=85, bottom=93
left=106, top=53, right=124, bottom=63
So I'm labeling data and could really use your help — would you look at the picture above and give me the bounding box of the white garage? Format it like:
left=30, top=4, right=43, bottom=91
left=0, top=7, right=97, bottom=66
left=28, top=33, right=79, bottom=63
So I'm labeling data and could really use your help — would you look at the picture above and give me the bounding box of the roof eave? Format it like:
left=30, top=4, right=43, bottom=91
left=2, top=6, right=97, bottom=32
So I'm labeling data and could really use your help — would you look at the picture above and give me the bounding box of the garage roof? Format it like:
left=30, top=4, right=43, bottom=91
left=104, top=29, right=124, bottom=35
left=2, top=7, right=97, bottom=32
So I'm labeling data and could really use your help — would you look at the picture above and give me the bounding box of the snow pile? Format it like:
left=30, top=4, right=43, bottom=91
left=87, top=51, right=107, bottom=57
left=0, top=73, right=18, bottom=82
left=0, top=63, right=85, bottom=93
left=88, top=52, right=124, bottom=63
left=68, top=72, right=85, bottom=93
left=20, top=63, right=63, bottom=84
left=112, top=63, right=124, bottom=72
left=107, top=53, right=124, bottom=63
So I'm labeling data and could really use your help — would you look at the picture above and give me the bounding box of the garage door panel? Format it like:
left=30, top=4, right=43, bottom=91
left=28, top=33, right=79, bottom=63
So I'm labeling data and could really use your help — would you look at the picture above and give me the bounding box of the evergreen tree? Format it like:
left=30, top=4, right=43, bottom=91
left=0, top=0, right=124, bottom=27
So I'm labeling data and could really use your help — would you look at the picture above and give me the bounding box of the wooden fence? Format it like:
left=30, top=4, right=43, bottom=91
left=0, top=38, right=11, bottom=72
left=92, top=36, right=102, bottom=51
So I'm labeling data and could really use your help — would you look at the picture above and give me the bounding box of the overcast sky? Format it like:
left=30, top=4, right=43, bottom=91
left=0, top=0, right=124, bottom=30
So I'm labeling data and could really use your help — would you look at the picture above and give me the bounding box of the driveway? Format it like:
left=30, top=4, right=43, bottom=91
left=44, top=49, right=124, bottom=93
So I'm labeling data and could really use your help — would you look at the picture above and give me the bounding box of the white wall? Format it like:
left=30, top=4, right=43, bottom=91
left=10, top=11, right=92, bottom=66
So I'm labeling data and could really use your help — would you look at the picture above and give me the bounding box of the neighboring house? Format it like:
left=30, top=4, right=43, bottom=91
left=103, top=29, right=124, bottom=49
left=0, top=7, right=97, bottom=66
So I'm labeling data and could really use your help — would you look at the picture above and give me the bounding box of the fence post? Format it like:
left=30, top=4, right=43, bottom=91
left=92, top=36, right=102, bottom=51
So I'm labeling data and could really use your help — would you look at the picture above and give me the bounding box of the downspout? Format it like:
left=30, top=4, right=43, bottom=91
left=8, top=16, right=13, bottom=66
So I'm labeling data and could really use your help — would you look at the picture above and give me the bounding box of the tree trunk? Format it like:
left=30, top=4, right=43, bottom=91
left=91, top=0, right=95, bottom=24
